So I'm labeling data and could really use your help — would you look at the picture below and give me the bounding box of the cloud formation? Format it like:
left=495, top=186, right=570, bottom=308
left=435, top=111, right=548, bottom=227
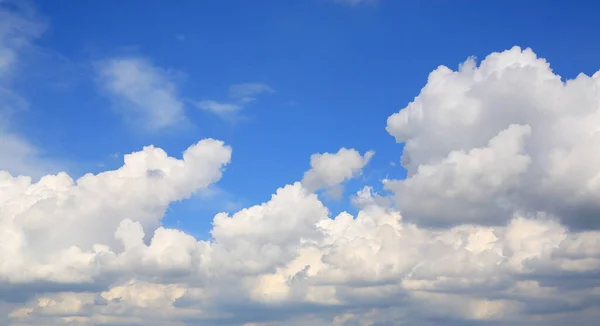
left=3, top=46, right=600, bottom=325
left=96, top=58, right=186, bottom=130
left=386, top=46, right=600, bottom=229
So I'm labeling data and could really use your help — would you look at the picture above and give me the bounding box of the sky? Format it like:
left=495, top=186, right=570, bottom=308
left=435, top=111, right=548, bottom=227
left=2, top=0, right=600, bottom=325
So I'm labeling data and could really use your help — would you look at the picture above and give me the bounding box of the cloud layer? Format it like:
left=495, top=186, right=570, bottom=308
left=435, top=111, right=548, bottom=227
left=3, top=44, right=600, bottom=326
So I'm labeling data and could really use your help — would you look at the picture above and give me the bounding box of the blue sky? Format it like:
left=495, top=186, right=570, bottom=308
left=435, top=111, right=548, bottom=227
left=7, top=1, right=600, bottom=325
left=8, top=0, right=600, bottom=238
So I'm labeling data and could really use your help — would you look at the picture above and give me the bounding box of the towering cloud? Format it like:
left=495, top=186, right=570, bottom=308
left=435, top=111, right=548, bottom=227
left=386, top=46, right=600, bottom=229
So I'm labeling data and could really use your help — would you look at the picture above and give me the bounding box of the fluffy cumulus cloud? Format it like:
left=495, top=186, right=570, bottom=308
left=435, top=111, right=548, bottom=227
left=302, top=148, right=374, bottom=198
left=96, top=57, right=186, bottom=130
left=4, top=46, right=600, bottom=326
left=386, top=46, right=600, bottom=229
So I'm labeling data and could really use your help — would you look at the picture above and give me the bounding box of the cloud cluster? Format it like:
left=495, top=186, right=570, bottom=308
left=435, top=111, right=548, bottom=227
left=4, top=166, right=600, bottom=324
left=3, top=22, right=600, bottom=326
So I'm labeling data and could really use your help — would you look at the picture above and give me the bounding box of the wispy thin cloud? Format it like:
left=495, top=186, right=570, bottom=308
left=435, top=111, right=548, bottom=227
left=96, top=57, right=186, bottom=130
left=329, top=0, right=377, bottom=6
left=228, top=82, right=274, bottom=102
left=196, top=100, right=241, bottom=115
left=194, top=82, right=273, bottom=122
left=0, top=2, right=62, bottom=178
left=0, top=1, right=45, bottom=78
left=195, top=100, right=242, bottom=122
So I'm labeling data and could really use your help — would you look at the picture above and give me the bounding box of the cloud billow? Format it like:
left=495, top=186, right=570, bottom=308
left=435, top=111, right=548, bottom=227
left=386, top=46, right=600, bottom=229
left=3, top=46, right=600, bottom=325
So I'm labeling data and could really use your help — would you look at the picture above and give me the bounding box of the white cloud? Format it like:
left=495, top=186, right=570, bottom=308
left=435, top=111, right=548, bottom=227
left=386, top=46, right=600, bottom=229
left=0, top=139, right=230, bottom=284
left=4, top=46, right=600, bottom=326
left=386, top=123, right=532, bottom=226
left=96, top=57, right=186, bottom=130
left=302, top=148, right=374, bottom=197
left=3, top=169, right=600, bottom=324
